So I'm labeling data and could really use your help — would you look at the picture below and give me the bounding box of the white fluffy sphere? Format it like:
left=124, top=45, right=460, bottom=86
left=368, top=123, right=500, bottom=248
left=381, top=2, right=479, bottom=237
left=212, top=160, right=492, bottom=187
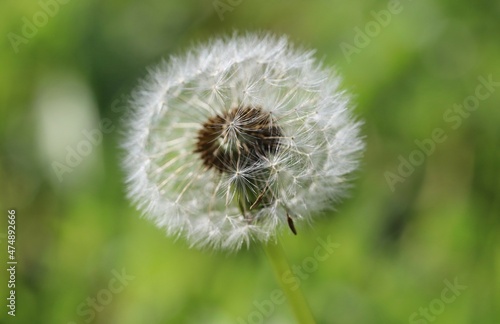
left=122, top=33, right=364, bottom=250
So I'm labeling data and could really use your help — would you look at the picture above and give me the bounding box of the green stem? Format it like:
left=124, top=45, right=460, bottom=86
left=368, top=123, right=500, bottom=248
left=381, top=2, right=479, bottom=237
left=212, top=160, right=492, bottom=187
left=263, top=239, right=316, bottom=324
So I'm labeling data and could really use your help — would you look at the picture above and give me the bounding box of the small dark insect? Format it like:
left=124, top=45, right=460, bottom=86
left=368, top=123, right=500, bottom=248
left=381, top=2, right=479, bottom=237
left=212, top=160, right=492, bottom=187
left=287, top=213, right=297, bottom=235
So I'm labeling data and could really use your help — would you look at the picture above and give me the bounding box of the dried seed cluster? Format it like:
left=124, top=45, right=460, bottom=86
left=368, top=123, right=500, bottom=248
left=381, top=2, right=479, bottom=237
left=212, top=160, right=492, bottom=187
left=195, top=106, right=282, bottom=173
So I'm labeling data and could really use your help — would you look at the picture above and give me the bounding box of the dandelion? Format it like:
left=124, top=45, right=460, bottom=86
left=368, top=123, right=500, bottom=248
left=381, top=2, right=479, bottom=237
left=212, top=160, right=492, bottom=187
left=122, top=32, right=364, bottom=323
left=122, top=33, right=363, bottom=252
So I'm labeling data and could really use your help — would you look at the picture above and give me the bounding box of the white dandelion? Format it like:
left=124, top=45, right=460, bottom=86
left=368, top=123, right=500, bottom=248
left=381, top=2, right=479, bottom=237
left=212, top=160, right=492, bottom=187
left=122, top=33, right=364, bottom=251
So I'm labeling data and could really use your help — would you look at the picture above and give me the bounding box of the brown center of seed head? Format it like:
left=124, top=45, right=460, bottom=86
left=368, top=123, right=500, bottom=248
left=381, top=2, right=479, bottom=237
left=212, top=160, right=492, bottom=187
left=195, top=106, right=283, bottom=173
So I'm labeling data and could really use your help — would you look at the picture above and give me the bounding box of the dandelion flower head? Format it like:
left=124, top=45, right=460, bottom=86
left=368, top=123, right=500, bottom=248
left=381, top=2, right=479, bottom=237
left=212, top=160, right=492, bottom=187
left=123, top=33, right=364, bottom=250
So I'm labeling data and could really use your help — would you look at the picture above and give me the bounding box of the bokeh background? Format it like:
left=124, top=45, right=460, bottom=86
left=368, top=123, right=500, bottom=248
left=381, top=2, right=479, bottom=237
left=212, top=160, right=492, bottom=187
left=1, top=0, right=499, bottom=323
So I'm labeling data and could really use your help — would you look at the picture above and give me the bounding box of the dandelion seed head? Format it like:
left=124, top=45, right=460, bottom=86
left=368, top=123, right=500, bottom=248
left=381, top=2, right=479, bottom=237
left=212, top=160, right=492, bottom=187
left=123, top=33, right=364, bottom=250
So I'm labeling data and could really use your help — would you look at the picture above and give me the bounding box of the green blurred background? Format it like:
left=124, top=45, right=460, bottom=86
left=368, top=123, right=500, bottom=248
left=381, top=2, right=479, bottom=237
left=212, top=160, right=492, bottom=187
left=1, top=0, right=499, bottom=323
